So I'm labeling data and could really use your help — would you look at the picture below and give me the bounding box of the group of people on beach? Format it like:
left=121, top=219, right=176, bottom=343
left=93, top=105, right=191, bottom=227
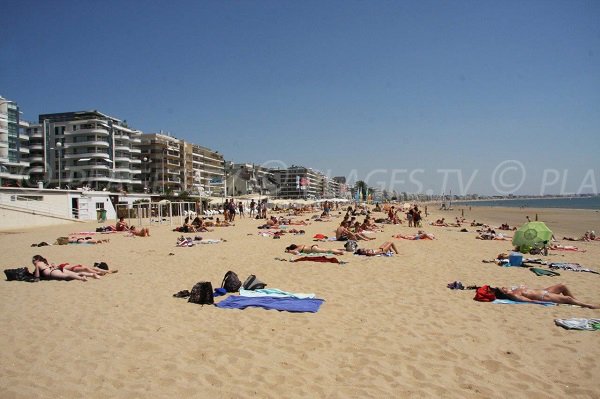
left=30, top=255, right=116, bottom=282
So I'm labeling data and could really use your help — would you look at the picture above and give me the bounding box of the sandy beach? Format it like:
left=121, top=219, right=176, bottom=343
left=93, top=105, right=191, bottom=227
left=1, top=205, right=599, bottom=398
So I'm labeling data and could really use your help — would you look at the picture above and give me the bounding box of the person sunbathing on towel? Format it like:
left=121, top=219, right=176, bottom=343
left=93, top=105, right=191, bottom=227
left=354, top=241, right=399, bottom=256
left=68, top=236, right=110, bottom=244
left=214, top=218, right=233, bottom=227
left=549, top=243, right=583, bottom=251
left=31, top=255, right=96, bottom=281
left=129, top=226, right=150, bottom=237
left=394, top=230, right=435, bottom=240
left=285, top=244, right=344, bottom=256
left=431, top=218, right=448, bottom=227
left=563, top=232, right=592, bottom=242
left=492, top=283, right=599, bottom=309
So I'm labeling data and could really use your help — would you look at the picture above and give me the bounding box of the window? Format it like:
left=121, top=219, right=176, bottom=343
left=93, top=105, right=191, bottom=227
left=96, top=203, right=105, bottom=210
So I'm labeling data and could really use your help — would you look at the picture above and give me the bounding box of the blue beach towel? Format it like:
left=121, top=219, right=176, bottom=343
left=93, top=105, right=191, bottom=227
left=215, top=296, right=324, bottom=313
left=239, top=288, right=316, bottom=299
left=492, top=299, right=556, bottom=306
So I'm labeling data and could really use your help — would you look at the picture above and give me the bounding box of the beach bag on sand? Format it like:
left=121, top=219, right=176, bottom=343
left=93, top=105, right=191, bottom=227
left=188, top=281, right=214, bottom=305
left=4, top=267, right=36, bottom=282
left=221, top=271, right=242, bottom=292
left=473, top=285, right=496, bottom=302
left=344, top=240, right=358, bottom=252
left=242, top=275, right=267, bottom=290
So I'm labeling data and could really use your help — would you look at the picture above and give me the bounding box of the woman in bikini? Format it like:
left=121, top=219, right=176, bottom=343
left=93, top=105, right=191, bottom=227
left=354, top=241, right=399, bottom=256
left=285, top=244, right=345, bottom=256
left=394, top=230, right=435, bottom=240
left=493, top=283, right=599, bottom=308
left=31, top=255, right=94, bottom=281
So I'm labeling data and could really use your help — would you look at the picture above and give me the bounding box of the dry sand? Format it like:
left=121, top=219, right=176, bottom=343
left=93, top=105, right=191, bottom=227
left=1, top=205, right=599, bottom=398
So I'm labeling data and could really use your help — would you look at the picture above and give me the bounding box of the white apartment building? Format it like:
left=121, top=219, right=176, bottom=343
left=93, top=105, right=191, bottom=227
left=225, top=162, right=277, bottom=197
left=0, top=96, right=30, bottom=186
left=30, top=111, right=142, bottom=190
left=183, top=142, right=225, bottom=197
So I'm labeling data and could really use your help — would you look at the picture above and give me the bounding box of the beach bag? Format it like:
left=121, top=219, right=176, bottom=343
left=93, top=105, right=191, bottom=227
left=94, top=262, right=109, bottom=271
left=473, top=285, right=496, bottom=302
left=221, top=271, right=241, bottom=292
left=188, top=281, right=214, bottom=305
left=344, top=240, right=358, bottom=252
left=4, top=267, right=36, bottom=282
left=242, top=275, right=267, bottom=290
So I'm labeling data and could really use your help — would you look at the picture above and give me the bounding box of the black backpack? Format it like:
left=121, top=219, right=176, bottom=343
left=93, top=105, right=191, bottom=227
left=4, top=268, right=37, bottom=282
left=221, top=271, right=241, bottom=292
left=242, top=275, right=267, bottom=291
left=188, top=281, right=214, bottom=305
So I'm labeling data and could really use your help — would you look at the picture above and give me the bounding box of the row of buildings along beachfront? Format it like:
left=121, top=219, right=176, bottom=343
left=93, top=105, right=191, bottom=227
left=0, top=95, right=349, bottom=200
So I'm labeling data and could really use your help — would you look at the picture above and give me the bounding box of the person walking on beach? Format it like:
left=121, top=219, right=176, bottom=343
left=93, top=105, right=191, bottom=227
left=249, top=199, right=256, bottom=217
left=238, top=201, right=244, bottom=218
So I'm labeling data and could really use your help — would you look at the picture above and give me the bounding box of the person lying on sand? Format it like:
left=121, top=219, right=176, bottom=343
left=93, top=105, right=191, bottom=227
left=354, top=241, right=399, bottom=256
left=563, top=232, right=598, bottom=242
left=492, top=283, right=599, bottom=309
left=394, top=230, right=435, bottom=240
left=128, top=226, right=150, bottom=237
left=549, top=243, right=585, bottom=252
left=285, top=244, right=345, bottom=256
left=69, top=236, right=110, bottom=244
left=476, top=229, right=510, bottom=240
left=31, top=255, right=96, bottom=281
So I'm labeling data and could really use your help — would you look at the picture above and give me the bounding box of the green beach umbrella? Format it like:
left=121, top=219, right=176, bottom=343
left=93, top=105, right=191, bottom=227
left=512, top=221, right=553, bottom=251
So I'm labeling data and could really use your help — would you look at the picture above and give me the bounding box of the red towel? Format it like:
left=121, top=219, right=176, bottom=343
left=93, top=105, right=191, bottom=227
left=292, top=256, right=339, bottom=264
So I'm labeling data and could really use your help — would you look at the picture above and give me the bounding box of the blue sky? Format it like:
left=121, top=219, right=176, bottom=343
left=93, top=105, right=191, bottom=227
left=2, top=0, right=599, bottom=195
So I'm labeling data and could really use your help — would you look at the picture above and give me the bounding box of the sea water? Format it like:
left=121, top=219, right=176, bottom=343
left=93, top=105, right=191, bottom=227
left=453, top=196, right=600, bottom=210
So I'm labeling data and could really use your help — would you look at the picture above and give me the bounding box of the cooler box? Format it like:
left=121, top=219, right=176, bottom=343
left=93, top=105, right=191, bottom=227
left=509, top=252, right=523, bottom=267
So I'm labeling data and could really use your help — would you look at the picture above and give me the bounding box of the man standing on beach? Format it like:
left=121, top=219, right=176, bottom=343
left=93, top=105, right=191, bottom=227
left=250, top=199, right=256, bottom=217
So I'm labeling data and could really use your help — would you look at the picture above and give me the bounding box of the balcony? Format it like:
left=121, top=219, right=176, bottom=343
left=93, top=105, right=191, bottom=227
left=19, top=147, right=30, bottom=154
left=67, top=140, right=110, bottom=148
left=115, top=145, right=132, bottom=152
left=29, top=155, right=44, bottom=163
left=64, top=127, right=109, bottom=136
left=19, top=134, right=29, bottom=141
left=64, top=152, right=110, bottom=160
left=29, top=144, right=44, bottom=150
left=29, top=166, right=45, bottom=174
left=69, top=164, right=110, bottom=171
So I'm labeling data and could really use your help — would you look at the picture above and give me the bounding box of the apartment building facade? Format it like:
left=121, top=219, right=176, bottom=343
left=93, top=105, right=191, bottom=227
left=140, top=133, right=225, bottom=196
left=225, top=162, right=278, bottom=197
left=182, top=142, right=225, bottom=197
left=0, top=96, right=30, bottom=186
left=271, top=166, right=324, bottom=199
left=140, top=133, right=184, bottom=193
left=30, top=111, right=142, bottom=190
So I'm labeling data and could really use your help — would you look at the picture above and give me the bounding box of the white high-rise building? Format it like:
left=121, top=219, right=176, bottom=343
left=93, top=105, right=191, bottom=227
left=0, top=96, right=30, bottom=186
left=33, top=111, right=142, bottom=190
